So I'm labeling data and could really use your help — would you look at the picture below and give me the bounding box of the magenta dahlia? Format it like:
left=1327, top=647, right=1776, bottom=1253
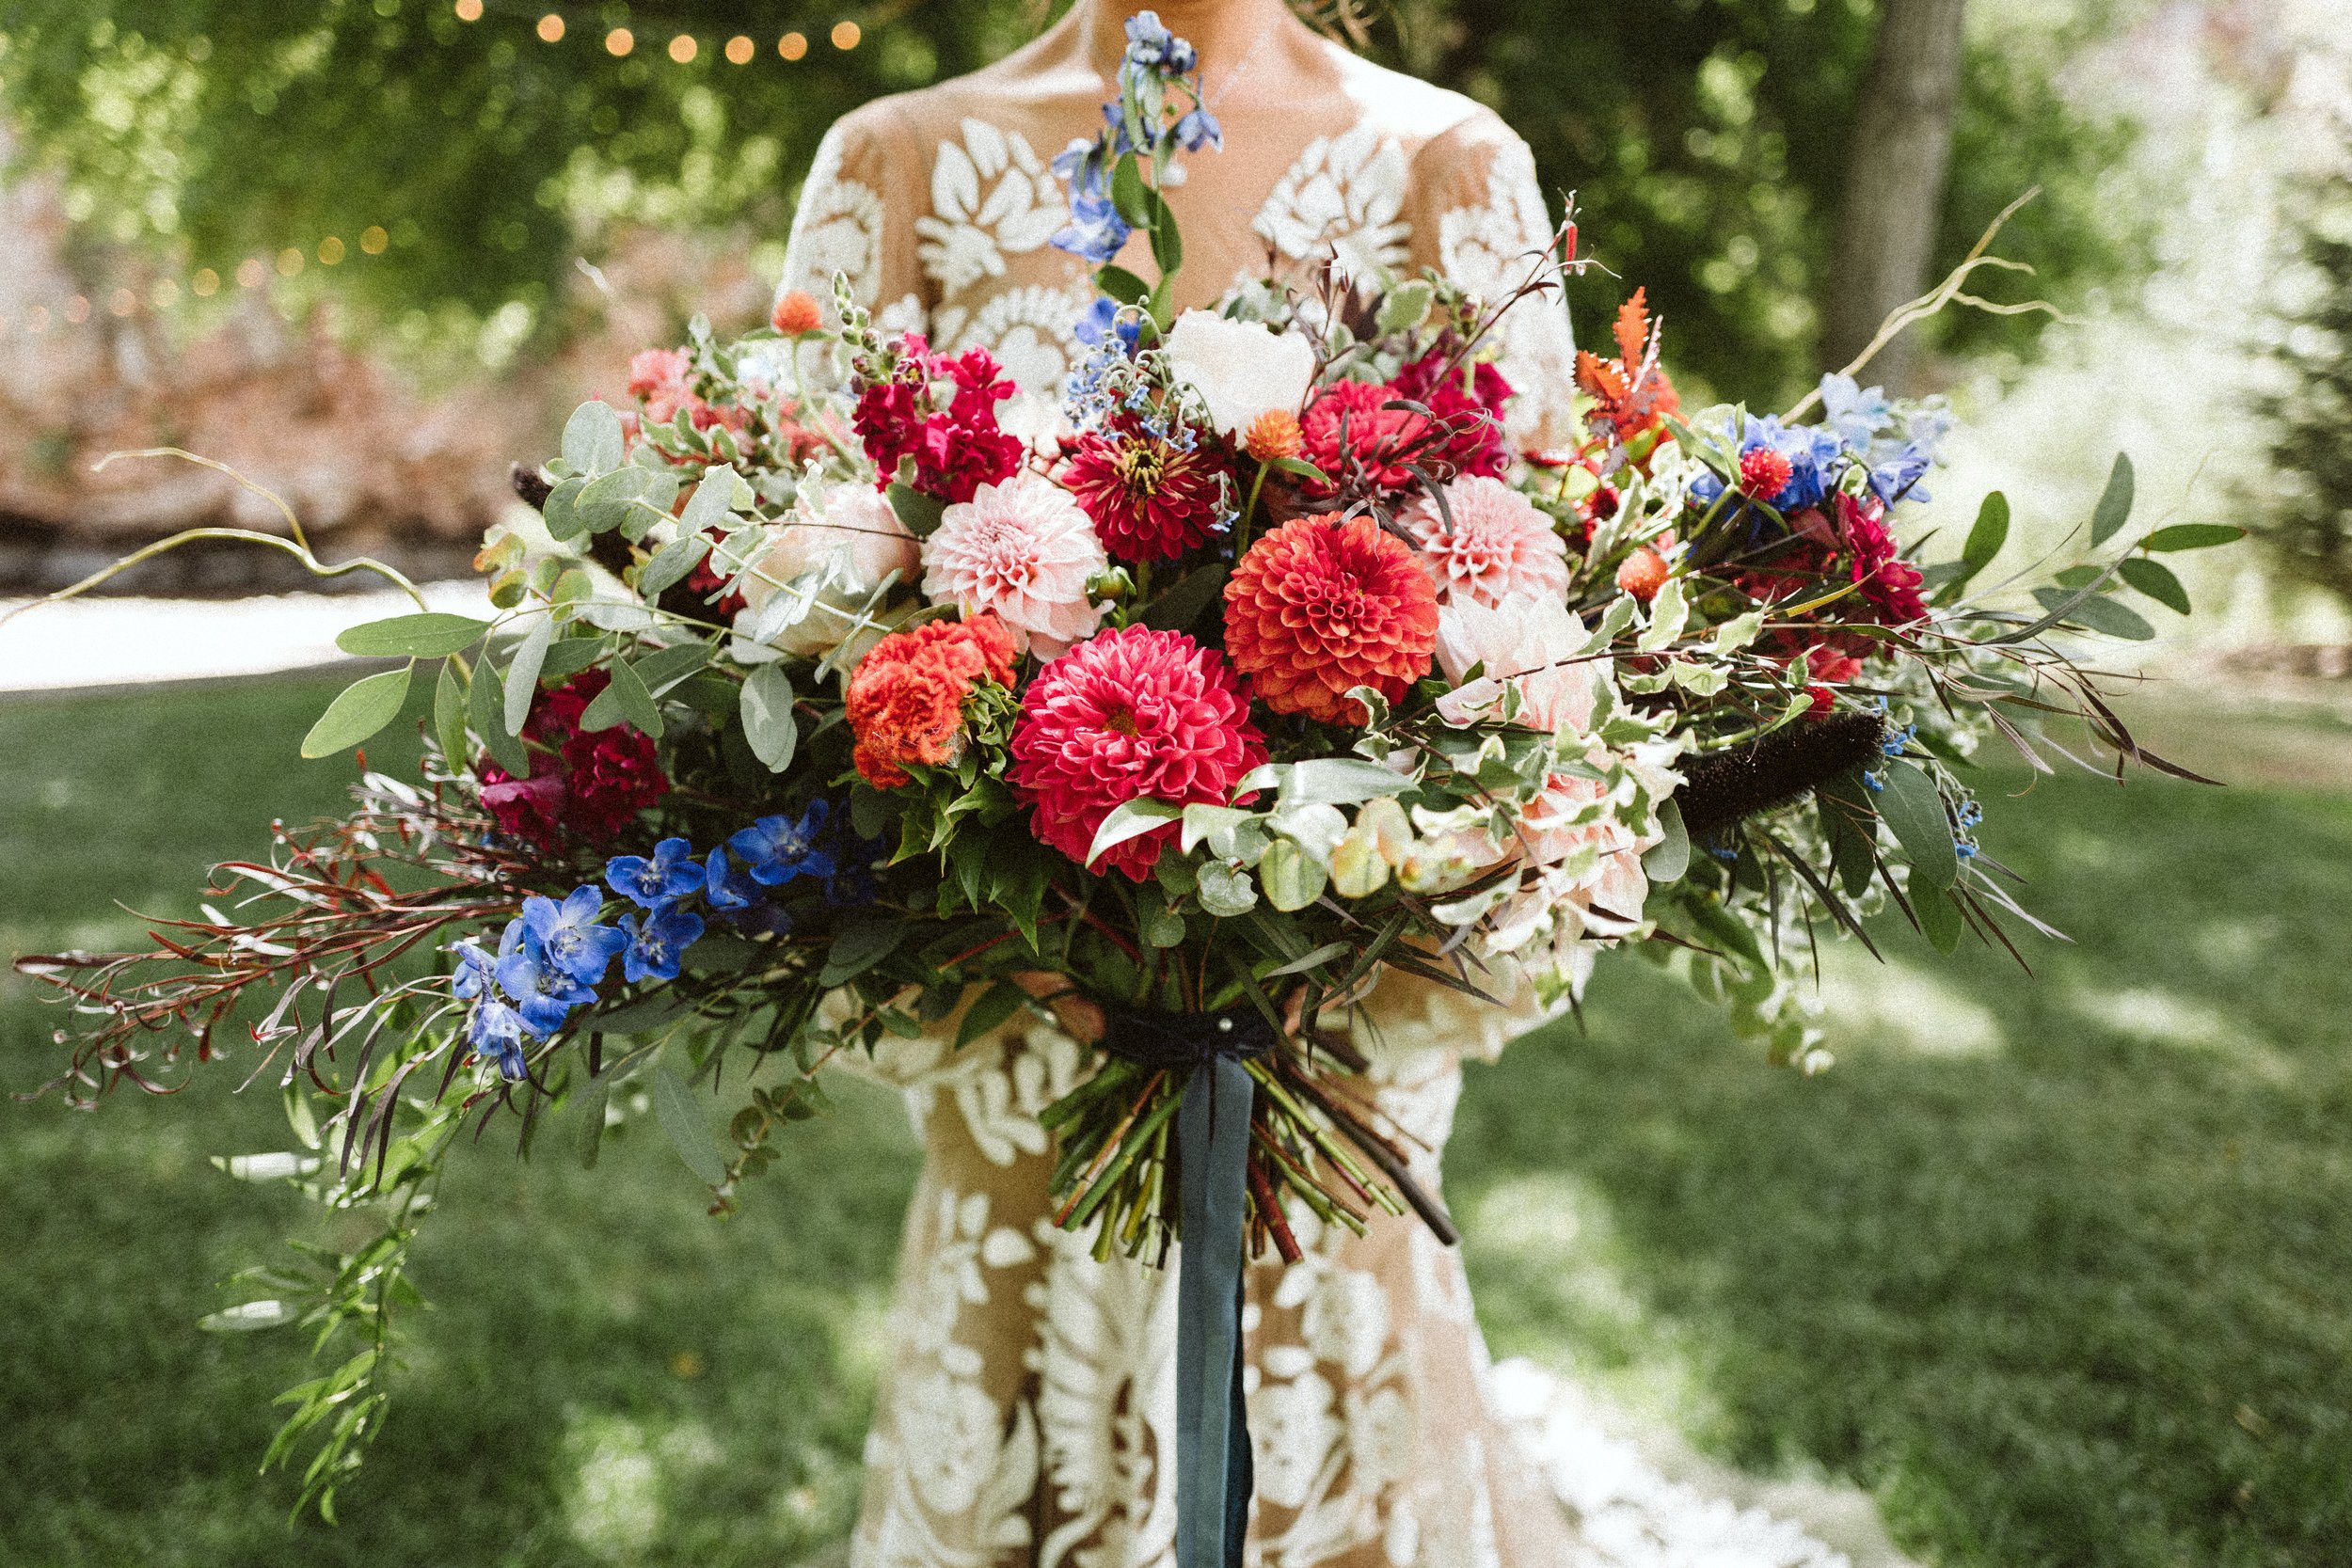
left=1061, top=424, right=1232, bottom=563
left=1006, top=626, right=1266, bottom=880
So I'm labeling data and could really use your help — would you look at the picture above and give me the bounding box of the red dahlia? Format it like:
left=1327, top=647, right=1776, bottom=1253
left=1222, top=515, right=1440, bottom=725
left=846, top=614, right=1021, bottom=788
left=1006, top=626, right=1266, bottom=880
left=1062, top=424, right=1232, bottom=563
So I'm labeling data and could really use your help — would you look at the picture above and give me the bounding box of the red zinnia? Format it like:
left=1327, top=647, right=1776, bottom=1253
left=1061, top=424, right=1232, bottom=563
left=1222, top=515, right=1439, bottom=725
left=1007, top=626, right=1266, bottom=880
left=846, top=614, right=1021, bottom=788
left=479, top=670, right=670, bottom=847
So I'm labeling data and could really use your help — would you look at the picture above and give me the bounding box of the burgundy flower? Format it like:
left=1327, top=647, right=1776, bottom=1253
left=479, top=670, right=669, bottom=848
left=1388, top=348, right=1513, bottom=481
left=851, top=333, right=1024, bottom=504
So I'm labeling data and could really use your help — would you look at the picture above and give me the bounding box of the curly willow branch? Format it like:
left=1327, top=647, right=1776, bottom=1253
left=0, top=449, right=428, bottom=630
left=1783, top=187, right=2060, bottom=424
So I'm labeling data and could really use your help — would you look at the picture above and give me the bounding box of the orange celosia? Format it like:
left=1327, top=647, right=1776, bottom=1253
left=845, top=614, right=1020, bottom=788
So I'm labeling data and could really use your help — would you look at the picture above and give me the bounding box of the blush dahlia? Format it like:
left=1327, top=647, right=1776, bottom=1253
left=1061, top=425, right=1232, bottom=563
left=1007, top=626, right=1265, bottom=880
left=1222, top=515, right=1440, bottom=725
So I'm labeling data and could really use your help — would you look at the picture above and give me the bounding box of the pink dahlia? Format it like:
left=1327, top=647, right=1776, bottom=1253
left=920, top=474, right=1107, bottom=655
left=1404, top=475, right=1571, bottom=609
left=1224, top=515, right=1440, bottom=725
left=1007, top=626, right=1266, bottom=880
left=1061, top=423, right=1232, bottom=563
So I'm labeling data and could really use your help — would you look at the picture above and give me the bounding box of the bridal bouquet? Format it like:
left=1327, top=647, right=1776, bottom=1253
left=22, top=8, right=2236, bottom=1542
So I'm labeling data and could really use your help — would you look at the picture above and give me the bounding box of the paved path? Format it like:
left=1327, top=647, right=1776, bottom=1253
left=0, top=583, right=495, bottom=692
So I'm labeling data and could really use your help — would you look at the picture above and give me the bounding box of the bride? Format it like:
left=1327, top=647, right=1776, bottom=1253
left=775, top=6, right=1842, bottom=1564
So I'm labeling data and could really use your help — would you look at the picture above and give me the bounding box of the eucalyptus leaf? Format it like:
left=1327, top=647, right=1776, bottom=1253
left=1643, top=798, right=1690, bottom=884
left=562, top=399, right=626, bottom=476
left=541, top=475, right=587, bottom=541
left=653, top=1061, right=726, bottom=1186
left=680, top=465, right=743, bottom=532
left=636, top=532, right=709, bottom=598
left=1876, top=759, right=1958, bottom=892
left=432, top=657, right=469, bottom=768
left=740, top=662, right=798, bottom=771
left=606, top=656, right=663, bottom=738
left=336, top=612, right=489, bottom=658
left=1915, top=884, right=1965, bottom=954
left=502, top=616, right=555, bottom=736
left=630, top=641, right=711, bottom=697
left=2139, top=523, right=2246, bottom=552
left=2031, top=587, right=2154, bottom=641
left=1279, top=757, right=1413, bottom=807
left=1259, top=838, right=1327, bottom=912
left=467, top=652, right=527, bottom=776
left=2089, top=452, right=2135, bottom=545
left=300, top=665, right=412, bottom=759
left=1088, top=799, right=1184, bottom=865
left=2117, top=555, right=2190, bottom=614
left=1195, top=860, right=1259, bottom=916
left=1961, top=491, right=2010, bottom=576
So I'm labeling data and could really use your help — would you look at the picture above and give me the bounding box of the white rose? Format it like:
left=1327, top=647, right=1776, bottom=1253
left=729, top=481, right=918, bottom=657
left=1162, top=309, right=1317, bottom=438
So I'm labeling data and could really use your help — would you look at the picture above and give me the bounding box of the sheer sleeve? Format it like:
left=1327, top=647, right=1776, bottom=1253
left=1405, top=113, right=1581, bottom=451
left=777, top=105, right=929, bottom=338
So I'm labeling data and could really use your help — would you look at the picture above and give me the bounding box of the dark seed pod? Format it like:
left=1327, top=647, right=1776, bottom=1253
left=1676, top=710, right=1887, bottom=841
left=510, top=462, right=552, bottom=510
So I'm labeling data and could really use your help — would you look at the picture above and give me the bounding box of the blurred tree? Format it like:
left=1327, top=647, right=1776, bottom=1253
left=1820, top=0, right=1966, bottom=388
left=2257, top=191, right=2352, bottom=604
left=0, top=0, right=2146, bottom=404
left=1407, top=0, right=2145, bottom=404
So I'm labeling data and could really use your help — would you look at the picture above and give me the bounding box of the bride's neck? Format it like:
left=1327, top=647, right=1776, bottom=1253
left=1074, top=0, right=1309, bottom=87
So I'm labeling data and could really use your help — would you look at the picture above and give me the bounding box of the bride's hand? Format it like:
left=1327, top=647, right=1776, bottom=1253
left=1009, top=970, right=1106, bottom=1045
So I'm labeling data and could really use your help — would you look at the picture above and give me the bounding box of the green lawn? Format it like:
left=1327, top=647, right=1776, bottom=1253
left=4, top=676, right=2348, bottom=1567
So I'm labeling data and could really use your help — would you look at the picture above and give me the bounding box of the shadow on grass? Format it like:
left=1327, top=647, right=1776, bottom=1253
left=1451, top=773, right=2352, bottom=1568
left=6, top=679, right=2349, bottom=1567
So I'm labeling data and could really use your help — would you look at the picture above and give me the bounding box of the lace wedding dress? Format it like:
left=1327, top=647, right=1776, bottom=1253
left=776, top=23, right=1868, bottom=1568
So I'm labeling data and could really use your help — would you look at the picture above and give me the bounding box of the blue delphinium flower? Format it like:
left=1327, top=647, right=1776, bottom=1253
left=468, top=997, right=532, bottom=1080
left=1867, top=446, right=1934, bottom=505
left=705, top=846, right=796, bottom=934
left=1052, top=187, right=1134, bottom=265
left=1819, top=372, right=1895, bottom=451
left=729, top=802, right=837, bottom=887
left=1174, top=103, right=1221, bottom=154
left=1073, top=296, right=1142, bottom=353
left=450, top=937, right=496, bottom=1000
left=605, top=837, right=706, bottom=910
left=494, top=920, right=596, bottom=1037
left=620, top=906, right=706, bottom=985
left=1124, top=10, right=1177, bottom=67
left=520, top=885, right=628, bottom=984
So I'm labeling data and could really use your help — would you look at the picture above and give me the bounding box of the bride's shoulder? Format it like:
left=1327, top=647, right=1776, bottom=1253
left=1320, top=42, right=1526, bottom=165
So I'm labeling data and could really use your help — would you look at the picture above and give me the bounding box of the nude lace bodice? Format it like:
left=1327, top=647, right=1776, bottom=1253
left=777, top=29, right=1579, bottom=451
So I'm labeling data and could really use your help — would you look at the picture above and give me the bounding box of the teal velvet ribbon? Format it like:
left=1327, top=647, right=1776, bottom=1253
left=1099, top=1006, right=1270, bottom=1568
left=1175, top=1053, right=1254, bottom=1568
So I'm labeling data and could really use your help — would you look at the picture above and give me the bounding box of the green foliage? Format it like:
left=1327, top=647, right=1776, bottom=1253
left=0, top=0, right=1038, bottom=346
left=1412, top=0, right=2147, bottom=403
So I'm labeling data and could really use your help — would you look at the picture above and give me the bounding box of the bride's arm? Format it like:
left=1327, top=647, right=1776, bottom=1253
left=1405, top=112, right=1581, bottom=452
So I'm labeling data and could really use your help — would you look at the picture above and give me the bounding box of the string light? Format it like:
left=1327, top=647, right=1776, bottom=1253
left=453, top=0, right=483, bottom=19
left=318, top=235, right=346, bottom=264
left=831, top=20, right=861, bottom=49
left=110, top=288, right=138, bottom=317
left=192, top=268, right=220, bottom=295
left=605, top=26, right=632, bottom=56
left=237, top=258, right=267, bottom=288
left=65, top=295, right=90, bottom=324
left=536, top=13, right=564, bottom=42
left=779, top=31, right=807, bottom=60
left=360, top=226, right=389, bottom=255
left=724, top=34, right=754, bottom=64
left=277, top=247, right=305, bottom=277
left=667, top=33, right=695, bottom=64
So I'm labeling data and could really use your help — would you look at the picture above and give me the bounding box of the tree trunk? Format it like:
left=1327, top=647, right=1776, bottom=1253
left=1821, top=0, right=1969, bottom=391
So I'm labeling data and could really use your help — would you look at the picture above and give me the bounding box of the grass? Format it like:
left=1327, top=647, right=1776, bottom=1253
left=4, top=676, right=2349, bottom=1566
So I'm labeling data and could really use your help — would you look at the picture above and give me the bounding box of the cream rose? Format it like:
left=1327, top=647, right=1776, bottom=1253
left=1161, top=309, right=1317, bottom=438
left=731, top=481, right=919, bottom=657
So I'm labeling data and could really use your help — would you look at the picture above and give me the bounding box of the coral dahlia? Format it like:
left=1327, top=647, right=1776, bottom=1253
left=846, top=614, right=1021, bottom=788
left=1223, top=515, right=1440, bottom=724
left=1007, top=626, right=1266, bottom=880
left=921, top=474, right=1108, bottom=656
left=1404, top=475, right=1571, bottom=609
left=1061, top=423, right=1232, bottom=563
